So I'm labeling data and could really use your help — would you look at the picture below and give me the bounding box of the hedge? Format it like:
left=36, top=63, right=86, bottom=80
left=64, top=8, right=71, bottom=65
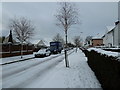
left=82, top=49, right=120, bottom=90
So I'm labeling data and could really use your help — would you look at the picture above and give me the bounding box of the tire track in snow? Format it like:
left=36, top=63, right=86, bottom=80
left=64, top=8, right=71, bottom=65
left=3, top=50, right=74, bottom=88
left=17, top=50, right=74, bottom=88
left=3, top=53, right=64, bottom=79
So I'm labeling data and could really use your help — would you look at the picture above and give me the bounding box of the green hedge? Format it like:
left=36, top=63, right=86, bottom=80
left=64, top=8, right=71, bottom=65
left=83, top=50, right=120, bottom=90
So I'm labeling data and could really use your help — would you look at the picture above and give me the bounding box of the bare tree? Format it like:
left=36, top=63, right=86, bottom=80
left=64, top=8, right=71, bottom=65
left=73, top=36, right=81, bottom=52
left=9, top=17, right=35, bottom=58
left=52, top=33, right=65, bottom=45
left=85, top=36, right=93, bottom=42
left=56, top=2, right=79, bottom=67
left=85, top=36, right=93, bottom=45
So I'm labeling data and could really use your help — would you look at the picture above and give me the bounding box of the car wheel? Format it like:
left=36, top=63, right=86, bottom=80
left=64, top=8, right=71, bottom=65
left=45, top=54, right=47, bottom=57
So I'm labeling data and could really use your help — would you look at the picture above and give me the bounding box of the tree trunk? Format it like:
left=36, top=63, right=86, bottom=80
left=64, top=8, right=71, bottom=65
left=76, top=46, right=78, bottom=53
left=76, top=47, right=77, bottom=53
left=65, top=31, right=69, bottom=67
left=64, top=50, right=68, bottom=67
left=21, top=42, right=23, bottom=58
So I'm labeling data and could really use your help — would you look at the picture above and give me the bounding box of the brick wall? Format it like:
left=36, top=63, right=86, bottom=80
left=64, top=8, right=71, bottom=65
left=92, top=39, right=103, bottom=47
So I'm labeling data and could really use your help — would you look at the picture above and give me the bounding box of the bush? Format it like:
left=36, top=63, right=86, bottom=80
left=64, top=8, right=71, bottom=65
left=83, top=50, right=120, bottom=90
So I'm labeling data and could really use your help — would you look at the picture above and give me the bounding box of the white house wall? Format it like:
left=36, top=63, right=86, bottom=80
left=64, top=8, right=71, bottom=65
left=118, top=23, right=120, bottom=47
left=103, top=31, right=113, bottom=47
left=113, top=23, right=119, bottom=47
left=103, top=23, right=120, bottom=47
left=119, top=2, right=120, bottom=47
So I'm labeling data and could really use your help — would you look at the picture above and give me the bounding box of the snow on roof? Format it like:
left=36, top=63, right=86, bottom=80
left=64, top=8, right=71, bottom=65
left=101, top=26, right=115, bottom=38
left=34, top=39, right=49, bottom=46
left=92, top=37, right=102, bottom=39
left=106, top=26, right=115, bottom=33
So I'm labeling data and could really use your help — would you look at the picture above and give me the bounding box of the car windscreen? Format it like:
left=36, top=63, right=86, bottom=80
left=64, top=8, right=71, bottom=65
left=38, top=49, right=46, bottom=53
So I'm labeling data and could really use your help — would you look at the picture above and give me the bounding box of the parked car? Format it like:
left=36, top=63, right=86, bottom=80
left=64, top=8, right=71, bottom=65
left=35, top=49, right=51, bottom=58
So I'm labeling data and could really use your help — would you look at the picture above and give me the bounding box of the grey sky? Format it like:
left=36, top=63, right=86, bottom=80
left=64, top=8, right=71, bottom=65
left=1, top=2, right=118, bottom=44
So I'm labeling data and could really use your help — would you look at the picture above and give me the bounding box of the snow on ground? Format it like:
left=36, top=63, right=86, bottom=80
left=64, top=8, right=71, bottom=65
left=27, top=49, right=101, bottom=88
left=0, top=54, right=34, bottom=64
left=2, top=50, right=71, bottom=88
left=0, top=50, right=65, bottom=65
left=103, top=48, right=120, bottom=50
left=2, top=49, right=101, bottom=88
left=88, top=48, right=119, bottom=58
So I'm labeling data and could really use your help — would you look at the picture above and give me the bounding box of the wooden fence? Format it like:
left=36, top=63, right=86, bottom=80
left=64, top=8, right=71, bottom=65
left=0, top=44, right=34, bottom=58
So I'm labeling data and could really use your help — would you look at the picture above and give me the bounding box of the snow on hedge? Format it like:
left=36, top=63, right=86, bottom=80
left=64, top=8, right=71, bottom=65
left=87, top=48, right=119, bottom=58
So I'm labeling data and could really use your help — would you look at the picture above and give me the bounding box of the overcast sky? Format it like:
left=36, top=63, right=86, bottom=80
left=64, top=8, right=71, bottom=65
left=1, top=2, right=118, bottom=44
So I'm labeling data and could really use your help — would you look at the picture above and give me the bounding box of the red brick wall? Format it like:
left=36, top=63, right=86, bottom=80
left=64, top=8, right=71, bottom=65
left=92, top=39, right=103, bottom=47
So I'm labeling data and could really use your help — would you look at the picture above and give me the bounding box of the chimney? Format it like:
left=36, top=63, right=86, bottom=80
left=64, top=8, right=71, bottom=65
left=115, top=21, right=119, bottom=25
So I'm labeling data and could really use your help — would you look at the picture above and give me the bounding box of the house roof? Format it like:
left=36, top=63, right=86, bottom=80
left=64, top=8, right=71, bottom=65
left=102, top=35, right=105, bottom=38
left=37, top=40, right=46, bottom=46
left=106, top=26, right=115, bottom=34
left=102, top=21, right=119, bottom=39
left=3, top=36, right=16, bottom=44
left=102, top=26, right=115, bottom=38
left=115, top=21, right=119, bottom=25
left=92, top=37, right=102, bottom=40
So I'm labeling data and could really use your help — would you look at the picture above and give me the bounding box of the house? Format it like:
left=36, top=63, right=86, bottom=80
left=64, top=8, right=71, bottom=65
left=102, top=2, right=120, bottom=47
left=102, top=21, right=120, bottom=47
left=3, top=36, right=16, bottom=44
left=113, top=21, right=119, bottom=47
left=2, top=30, right=17, bottom=44
left=91, top=37, right=103, bottom=47
left=84, top=36, right=103, bottom=47
left=102, top=26, right=115, bottom=47
left=35, top=40, right=49, bottom=48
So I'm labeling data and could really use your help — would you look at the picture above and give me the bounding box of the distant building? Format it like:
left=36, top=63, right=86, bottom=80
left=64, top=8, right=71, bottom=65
left=113, top=21, right=119, bottom=47
left=102, top=21, right=120, bottom=47
left=3, top=36, right=17, bottom=44
left=35, top=40, right=49, bottom=48
left=102, top=26, right=115, bottom=47
left=2, top=30, right=16, bottom=44
left=91, top=37, right=103, bottom=47
left=84, top=36, right=103, bottom=47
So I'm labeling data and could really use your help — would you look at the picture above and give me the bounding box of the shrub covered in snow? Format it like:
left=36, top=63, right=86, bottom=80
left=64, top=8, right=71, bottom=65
left=82, top=49, right=120, bottom=89
left=88, top=48, right=119, bottom=60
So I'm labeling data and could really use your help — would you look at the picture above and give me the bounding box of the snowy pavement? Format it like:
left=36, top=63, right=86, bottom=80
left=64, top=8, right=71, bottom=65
left=36, top=49, right=101, bottom=88
left=0, top=54, right=34, bottom=65
left=2, top=49, right=101, bottom=88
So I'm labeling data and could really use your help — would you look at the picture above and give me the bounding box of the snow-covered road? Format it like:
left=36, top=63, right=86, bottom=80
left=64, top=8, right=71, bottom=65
left=2, top=50, right=74, bottom=88
left=2, top=49, right=101, bottom=88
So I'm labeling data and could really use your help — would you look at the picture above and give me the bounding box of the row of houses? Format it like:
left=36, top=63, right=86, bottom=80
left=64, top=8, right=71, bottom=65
left=85, top=2, right=120, bottom=48
left=85, top=21, right=120, bottom=48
